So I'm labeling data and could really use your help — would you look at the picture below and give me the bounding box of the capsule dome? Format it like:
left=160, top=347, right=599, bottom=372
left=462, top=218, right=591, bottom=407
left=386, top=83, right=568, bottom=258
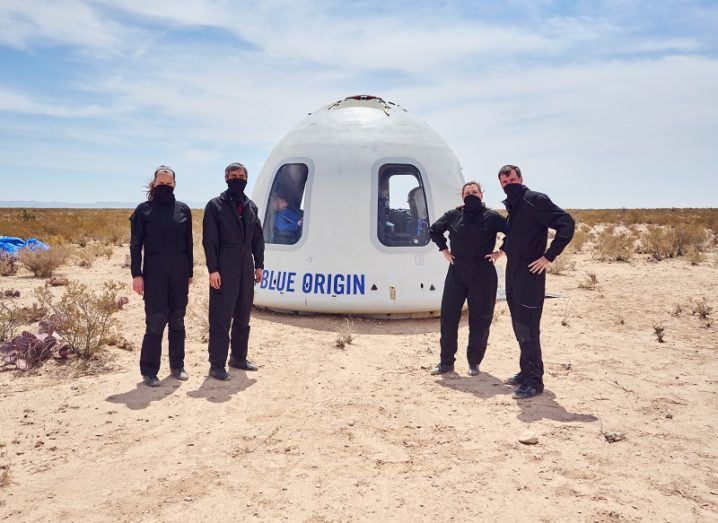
left=252, top=95, right=469, bottom=318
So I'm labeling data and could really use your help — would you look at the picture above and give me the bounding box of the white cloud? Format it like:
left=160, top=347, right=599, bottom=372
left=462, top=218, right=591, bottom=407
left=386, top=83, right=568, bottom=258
left=0, top=86, right=108, bottom=117
left=0, top=1, right=716, bottom=206
left=0, top=0, right=136, bottom=53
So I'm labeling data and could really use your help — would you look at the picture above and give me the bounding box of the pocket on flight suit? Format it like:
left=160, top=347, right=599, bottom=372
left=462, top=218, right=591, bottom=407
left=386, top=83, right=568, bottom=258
left=513, top=264, right=545, bottom=309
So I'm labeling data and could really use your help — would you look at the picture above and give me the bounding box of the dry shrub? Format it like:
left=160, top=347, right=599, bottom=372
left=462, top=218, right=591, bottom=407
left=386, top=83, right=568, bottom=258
left=653, top=324, right=665, bottom=343
left=46, top=276, right=69, bottom=287
left=671, top=303, right=682, bottom=317
left=637, top=224, right=708, bottom=260
left=0, top=302, right=21, bottom=342
left=547, top=252, right=576, bottom=275
left=17, top=303, right=48, bottom=324
left=673, top=224, right=708, bottom=255
left=0, top=256, right=18, bottom=277
left=570, top=226, right=589, bottom=252
left=691, top=298, right=713, bottom=328
left=578, top=272, right=599, bottom=290
left=0, top=447, right=9, bottom=489
left=43, top=234, right=69, bottom=246
left=104, top=332, right=134, bottom=351
left=593, top=228, right=634, bottom=262
left=35, top=281, right=125, bottom=358
left=75, top=249, right=93, bottom=268
left=18, top=246, right=70, bottom=277
left=638, top=226, right=676, bottom=260
left=685, top=246, right=706, bottom=265
left=75, top=244, right=113, bottom=268
left=335, top=318, right=354, bottom=349
left=187, top=293, right=209, bottom=341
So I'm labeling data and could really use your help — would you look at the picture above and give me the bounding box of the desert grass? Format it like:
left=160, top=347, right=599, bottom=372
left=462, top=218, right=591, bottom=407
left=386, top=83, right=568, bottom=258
left=74, top=243, right=114, bottom=268
left=547, top=252, right=576, bottom=275
left=592, top=227, right=635, bottom=262
left=18, top=246, right=72, bottom=277
left=569, top=208, right=718, bottom=232
left=0, top=256, right=17, bottom=277
left=0, top=208, right=132, bottom=246
left=2, top=208, right=716, bottom=270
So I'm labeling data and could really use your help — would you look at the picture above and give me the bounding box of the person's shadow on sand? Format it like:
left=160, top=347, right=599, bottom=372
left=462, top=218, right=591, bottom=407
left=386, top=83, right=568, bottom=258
left=106, top=376, right=183, bottom=410
left=436, top=372, right=513, bottom=400
left=437, top=373, right=597, bottom=425
left=515, top=389, right=598, bottom=424
left=186, top=371, right=256, bottom=403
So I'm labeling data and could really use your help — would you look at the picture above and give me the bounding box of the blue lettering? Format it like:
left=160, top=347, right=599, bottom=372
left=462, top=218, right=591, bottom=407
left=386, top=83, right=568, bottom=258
left=276, top=271, right=287, bottom=292
left=287, top=272, right=296, bottom=293
left=268, top=270, right=276, bottom=290
left=260, top=270, right=269, bottom=289
left=353, top=274, right=365, bottom=295
left=314, top=273, right=326, bottom=294
left=302, top=273, right=312, bottom=293
left=333, top=274, right=345, bottom=295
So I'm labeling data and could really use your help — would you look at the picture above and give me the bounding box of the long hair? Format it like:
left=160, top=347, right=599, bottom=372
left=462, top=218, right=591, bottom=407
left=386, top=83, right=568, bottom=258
left=146, top=165, right=176, bottom=201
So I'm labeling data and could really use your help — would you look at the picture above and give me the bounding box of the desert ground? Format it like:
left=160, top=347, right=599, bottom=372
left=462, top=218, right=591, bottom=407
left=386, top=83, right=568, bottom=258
left=1, top=214, right=717, bottom=522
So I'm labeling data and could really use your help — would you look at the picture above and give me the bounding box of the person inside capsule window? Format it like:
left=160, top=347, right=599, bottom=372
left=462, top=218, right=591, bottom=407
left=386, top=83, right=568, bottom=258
left=272, top=190, right=303, bottom=244
left=377, top=164, right=430, bottom=247
left=264, top=163, right=308, bottom=245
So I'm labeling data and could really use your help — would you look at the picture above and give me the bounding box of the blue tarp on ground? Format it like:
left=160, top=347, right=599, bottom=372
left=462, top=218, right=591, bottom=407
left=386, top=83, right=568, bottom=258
left=0, top=236, right=49, bottom=256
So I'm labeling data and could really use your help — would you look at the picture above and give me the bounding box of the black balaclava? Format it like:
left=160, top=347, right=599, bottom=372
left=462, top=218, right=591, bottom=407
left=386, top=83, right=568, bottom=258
left=227, top=178, right=247, bottom=199
left=154, top=185, right=175, bottom=205
left=502, top=183, right=524, bottom=197
left=503, top=183, right=525, bottom=209
left=463, top=194, right=483, bottom=214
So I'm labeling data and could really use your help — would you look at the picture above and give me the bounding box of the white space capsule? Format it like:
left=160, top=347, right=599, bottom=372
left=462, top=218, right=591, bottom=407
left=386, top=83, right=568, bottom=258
left=252, top=95, right=485, bottom=318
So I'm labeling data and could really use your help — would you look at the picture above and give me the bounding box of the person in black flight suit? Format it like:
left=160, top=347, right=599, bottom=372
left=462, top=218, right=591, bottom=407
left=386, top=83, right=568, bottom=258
left=498, top=165, right=575, bottom=399
left=202, top=162, right=265, bottom=381
left=130, top=165, right=193, bottom=387
left=429, top=181, right=507, bottom=376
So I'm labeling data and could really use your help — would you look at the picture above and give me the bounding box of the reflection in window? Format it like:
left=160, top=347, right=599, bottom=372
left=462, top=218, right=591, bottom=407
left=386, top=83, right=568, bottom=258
left=377, top=164, right=430, bottom=247
left=264, top=163, right=308, bottom=245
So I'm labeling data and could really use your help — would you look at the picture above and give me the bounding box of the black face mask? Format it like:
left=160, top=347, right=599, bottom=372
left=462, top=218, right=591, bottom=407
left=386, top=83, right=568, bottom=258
left=154, top=184, right=175, bottom=204
left=502, top=183, right=524, bottom=197
left=463, top=194, right=483, bottom=213
left=227, top=178, right=247, bottom=198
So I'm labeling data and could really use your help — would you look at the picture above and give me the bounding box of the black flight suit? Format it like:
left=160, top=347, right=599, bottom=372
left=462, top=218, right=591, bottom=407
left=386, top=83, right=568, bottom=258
left=130, top=197, right=193, bottom=376
left=501, top=185, right=574, bottom=388
left=202, top=191, right=264, bottom=369
left=430, top=204, right=507, bottom=368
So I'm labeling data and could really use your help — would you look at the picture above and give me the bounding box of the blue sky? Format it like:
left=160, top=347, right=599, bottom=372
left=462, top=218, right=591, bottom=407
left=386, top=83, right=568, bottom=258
left=1, top=0, right=716, bottom=208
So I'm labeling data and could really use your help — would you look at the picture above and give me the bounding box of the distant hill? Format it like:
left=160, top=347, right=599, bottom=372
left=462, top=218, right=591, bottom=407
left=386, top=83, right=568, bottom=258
left=0, top=200, right=207, bottom=209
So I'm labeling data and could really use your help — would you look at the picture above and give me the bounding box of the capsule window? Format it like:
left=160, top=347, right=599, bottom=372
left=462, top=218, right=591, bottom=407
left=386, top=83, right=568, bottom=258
left=377, top=164, right=430, bottom=247
left=264, top=163, right=309, bottom=245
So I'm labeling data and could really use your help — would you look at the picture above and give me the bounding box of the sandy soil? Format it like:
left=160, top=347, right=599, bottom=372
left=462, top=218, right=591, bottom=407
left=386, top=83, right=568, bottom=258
left=1, top=247, right=717, bottom=522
